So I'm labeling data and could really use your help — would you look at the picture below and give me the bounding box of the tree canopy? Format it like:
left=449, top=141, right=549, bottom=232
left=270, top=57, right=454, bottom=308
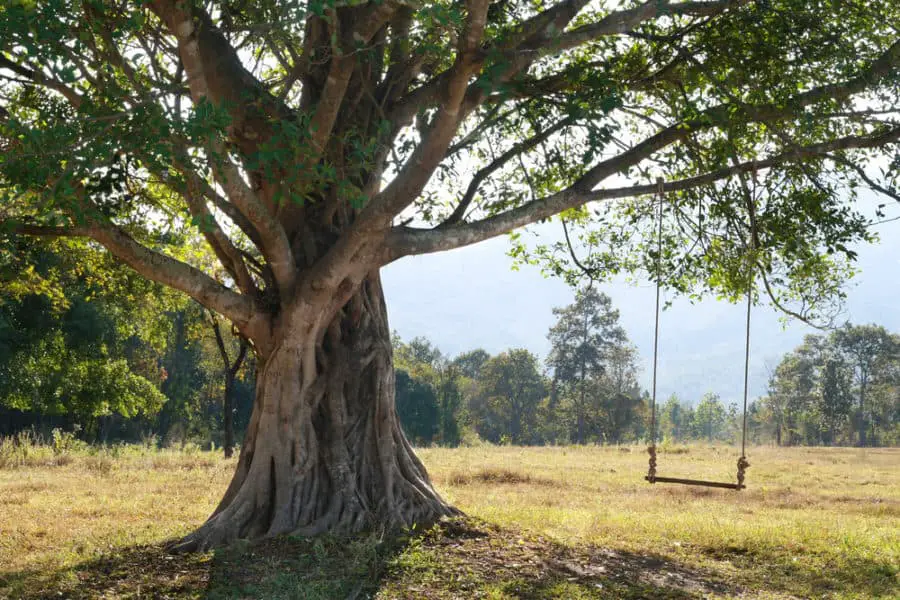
left=1, top=0, right=898, bottom=330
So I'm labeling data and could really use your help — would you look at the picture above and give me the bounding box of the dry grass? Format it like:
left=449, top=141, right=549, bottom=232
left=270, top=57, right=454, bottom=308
left=421, top=445, right=900, bottom=599
left=0, top=443, right=896, bottom=599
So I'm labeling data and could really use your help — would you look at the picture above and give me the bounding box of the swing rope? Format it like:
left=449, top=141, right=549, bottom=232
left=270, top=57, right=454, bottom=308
left=646, top=177, right=752, bottom=490
left=647, top=178, right=665, bottom=484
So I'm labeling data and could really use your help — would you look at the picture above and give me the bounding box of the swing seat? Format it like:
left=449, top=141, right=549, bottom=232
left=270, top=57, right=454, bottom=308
left=645, top=475, right=745, bottom=490
left=643, top=181, right=753, bottom=492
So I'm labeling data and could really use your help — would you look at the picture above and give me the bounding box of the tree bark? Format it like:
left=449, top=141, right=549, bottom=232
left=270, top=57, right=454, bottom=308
left=176, top=273, right=457, bottom=551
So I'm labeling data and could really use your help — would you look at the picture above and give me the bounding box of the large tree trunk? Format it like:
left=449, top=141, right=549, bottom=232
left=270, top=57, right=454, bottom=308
left=176, top=274, right=457, bottom=551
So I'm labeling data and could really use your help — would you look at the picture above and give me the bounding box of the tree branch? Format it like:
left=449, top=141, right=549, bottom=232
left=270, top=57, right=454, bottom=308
left=208, top=143, right=296, bottom=293
left=441, top=115, right=577, bottom=226
left=307, top=1, right=399, bottom=154
left=183, top=179, right=259, bottom=297
left=5, top=218, right=261, bottom=329
left=385, top=127, right=900, bottom=258
left=552, top=0, right=751, bottom=52
left=360, top=0, right=492, bottom=226
left=0, top=55, right=83, bottom=109
left=572, top=36, right=900, bottom=192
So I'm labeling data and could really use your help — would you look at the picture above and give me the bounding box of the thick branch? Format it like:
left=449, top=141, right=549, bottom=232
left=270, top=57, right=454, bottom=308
left=360, top=0, right=492, bottom=226
left=184, top=180, right=259, bottom=297
left=6, top=219, right=261, bottom=329
left=209, top=144, right=296, bottom=293
left=307, top=1, right=399, bottom=153
left=386, top=127, right=900, bottom=258
left=149, top=0, right=292, bottom=156
left=553, top=0, right=750, bottom=52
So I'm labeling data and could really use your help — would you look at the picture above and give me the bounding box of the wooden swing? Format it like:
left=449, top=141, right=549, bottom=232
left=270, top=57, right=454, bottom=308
left=645, top=178, right=751, bottom=491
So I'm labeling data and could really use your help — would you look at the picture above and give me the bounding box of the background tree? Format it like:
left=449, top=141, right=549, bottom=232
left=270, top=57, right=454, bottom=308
left=2, top=0, right=899, bottom=548
left=392, top=334, right=465, bottom=446
left=0, top=238, right=170, bottom=438
left=453, top=349, right=491, bottom=380
left=817, top=353, right=853, bottom=445
left=547, top=287, right=629, bottom=443
left=833, top=324, right=897, bottom=447
left=471, top=349, right=547, bottom=445
left=763, top=339, right=817, bottom=445
left=209, top=313, right=249, bottom=458
left=394, top=369, right=440, bottom=445
left=658, top=394, right=691, bottom=442
left=693, top=393, right=728, bottom=442
left=760, top=324, right=900, bottom=446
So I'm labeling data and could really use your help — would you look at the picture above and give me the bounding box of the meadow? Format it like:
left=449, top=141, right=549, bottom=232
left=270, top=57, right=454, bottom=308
left=0, top=438, right=897, bottom=599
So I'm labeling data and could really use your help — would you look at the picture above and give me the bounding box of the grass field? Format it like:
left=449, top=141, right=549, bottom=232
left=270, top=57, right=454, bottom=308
left=0, top=441, right=897, bottom=599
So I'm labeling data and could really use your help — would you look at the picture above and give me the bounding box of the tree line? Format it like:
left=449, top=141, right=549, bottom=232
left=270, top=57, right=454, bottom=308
left=0, top=239, right=256, bottom=449
left=2, top=247, right=897, bottom=450
left=756, top=326, right=900, bottom=447
left=393, top=298, right=899, bottom=448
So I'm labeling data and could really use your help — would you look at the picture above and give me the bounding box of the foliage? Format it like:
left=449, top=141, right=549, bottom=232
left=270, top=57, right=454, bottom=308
left=0, top=237, right=255, bottom=446
left=546, top=287, right=644, bottom=443
left=0, top=239, right=172, bottom=434
left=1, top=0, right=898, bottom=338
left=760, top=324, right=900, bottom=447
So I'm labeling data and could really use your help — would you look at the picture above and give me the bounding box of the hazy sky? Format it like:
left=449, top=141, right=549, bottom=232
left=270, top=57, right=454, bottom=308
left=382, top=200, right=900, bottom=407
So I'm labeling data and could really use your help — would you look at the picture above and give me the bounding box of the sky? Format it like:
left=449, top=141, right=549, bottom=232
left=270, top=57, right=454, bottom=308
left=381, top=200, right=900, bottom=407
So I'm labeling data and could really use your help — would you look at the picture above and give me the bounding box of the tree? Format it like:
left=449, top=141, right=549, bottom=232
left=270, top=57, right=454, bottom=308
left=453, top=349, right=491, bottom=380
left=764, top=338, right=818, bottom=445
left=0, top=238, right=170, bottom=437
left=209, top=314, right=249, bottom=458
left=547, top=287, right=628, bottom=443
left=693, top=393, right=727, bottom=442
left=595, top=343, right=644, bottom=443
left=832, top=324, right=897, bottom=446
left=2, top=1, right=899, bottom=548
left=471, top=349, right=546, bottom=444
left=759, top=325, right=899, bottom=446
left=394, top=368, right=440, bottom=444
left=392, top=334, right=464, bottom=445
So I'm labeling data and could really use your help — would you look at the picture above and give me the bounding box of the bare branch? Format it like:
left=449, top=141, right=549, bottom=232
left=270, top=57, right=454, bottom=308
left=360, top=0, right=493, bottom=226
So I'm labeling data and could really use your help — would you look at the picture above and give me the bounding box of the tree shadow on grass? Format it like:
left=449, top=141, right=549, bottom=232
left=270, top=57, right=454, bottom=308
left=375, top=519, right=737, bottom=600
left=0, top=543, right=212, bottom=599
left=3, top=518, right=895, bottom=599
